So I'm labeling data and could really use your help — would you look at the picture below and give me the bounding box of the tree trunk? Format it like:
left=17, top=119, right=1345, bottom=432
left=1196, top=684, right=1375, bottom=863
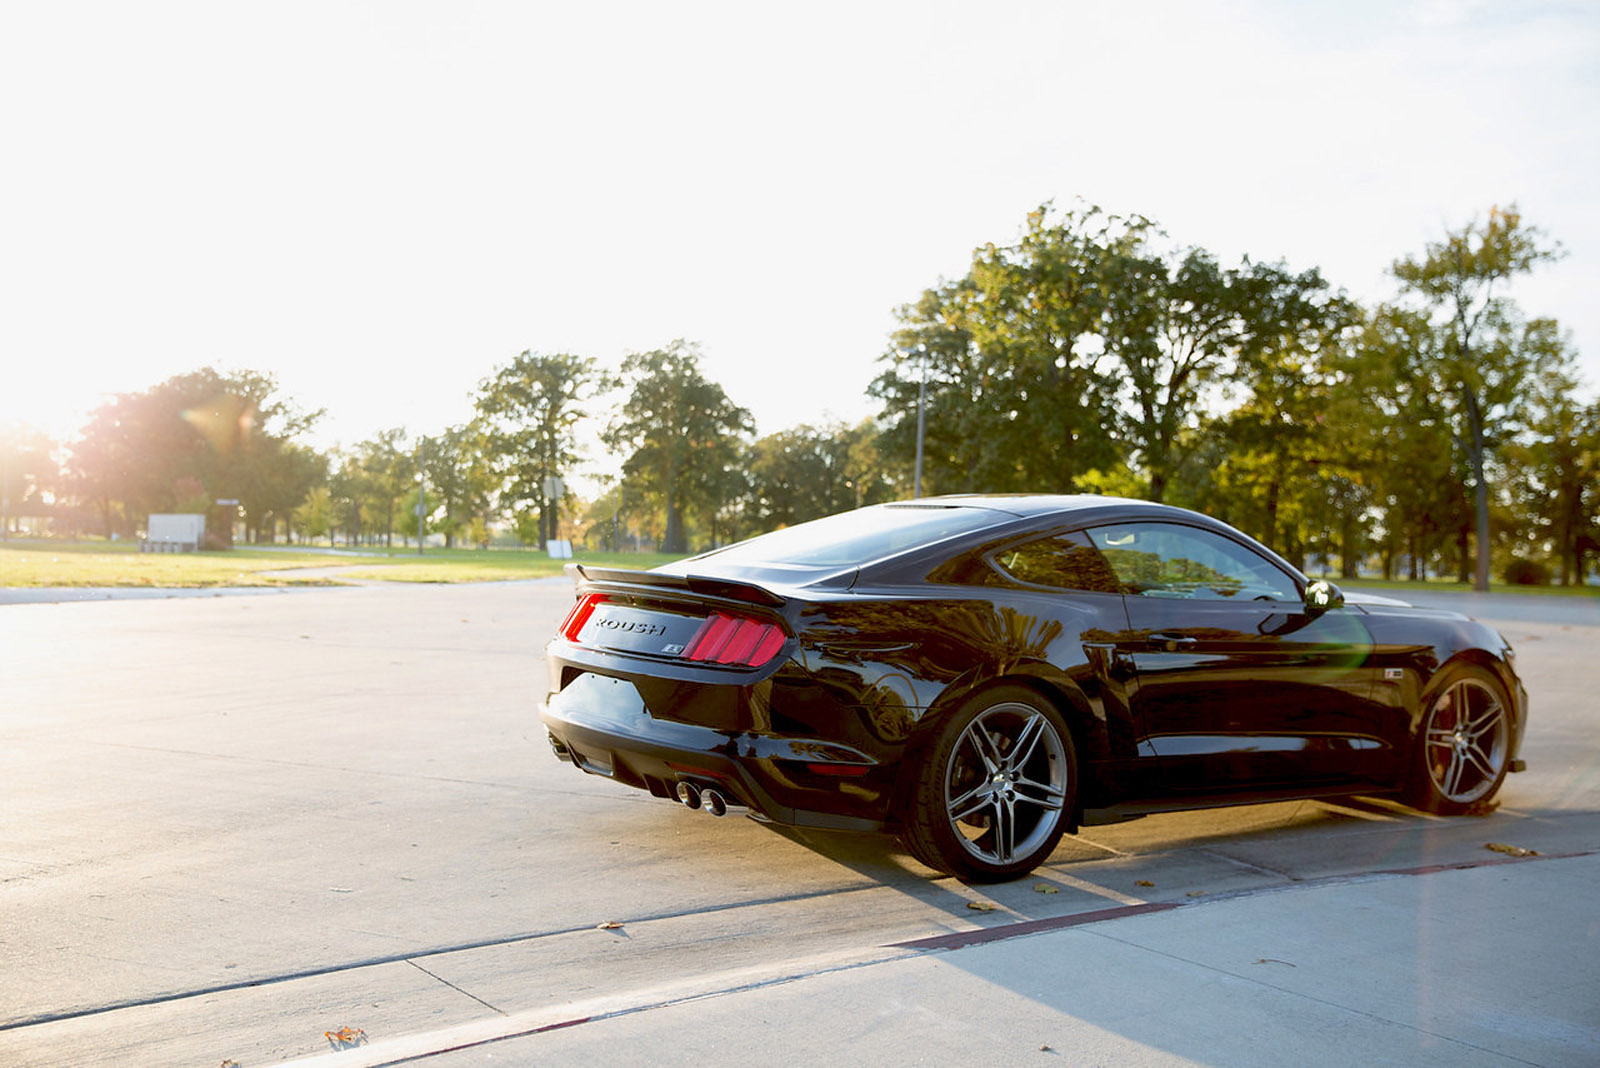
left=1463, top=385, right=1491, bottom=591
left=664, top=492, right=686, bottom=554
left=1340, top=513, right=1360, bottom=579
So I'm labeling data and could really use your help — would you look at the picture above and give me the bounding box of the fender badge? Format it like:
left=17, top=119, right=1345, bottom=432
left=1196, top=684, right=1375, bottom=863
left=1384, top=668, right=1404, bottom=681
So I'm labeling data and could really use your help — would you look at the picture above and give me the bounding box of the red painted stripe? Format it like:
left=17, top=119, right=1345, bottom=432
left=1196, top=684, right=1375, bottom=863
left=891, top=902, right=1181, bottom=951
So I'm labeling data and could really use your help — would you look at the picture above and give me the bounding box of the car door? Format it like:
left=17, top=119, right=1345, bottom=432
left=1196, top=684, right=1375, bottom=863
left=1083, top=521, right=1385, bottom=794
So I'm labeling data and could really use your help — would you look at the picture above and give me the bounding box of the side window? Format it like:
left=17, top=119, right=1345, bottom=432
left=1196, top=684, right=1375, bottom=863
left=991, top=530, right=1121, bottom=594
left=1084, top=523, right=1298, bottom=602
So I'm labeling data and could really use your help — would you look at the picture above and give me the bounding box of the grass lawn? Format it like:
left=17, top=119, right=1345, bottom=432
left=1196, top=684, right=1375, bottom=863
left=0, top=539, right=686, bottom=588
left=332, top=549, right=687, bottom=584
left=1330, top=575, right=1599, bottom=598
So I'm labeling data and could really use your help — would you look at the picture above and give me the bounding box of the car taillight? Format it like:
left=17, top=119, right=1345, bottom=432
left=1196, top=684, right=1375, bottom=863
left=682, top=612, right=787, bottom=667
left=558, top=593, right=607, bottom=641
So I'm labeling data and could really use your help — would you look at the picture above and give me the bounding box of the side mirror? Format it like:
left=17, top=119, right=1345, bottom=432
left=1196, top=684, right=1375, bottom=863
left=1303, top=579, right=1344, bottom=613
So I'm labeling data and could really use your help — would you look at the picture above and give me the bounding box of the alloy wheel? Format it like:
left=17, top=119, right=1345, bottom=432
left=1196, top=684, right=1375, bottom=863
left=944, top=702, right=1069, bottom=867
left=1423, top=677, right=1509, bottom=806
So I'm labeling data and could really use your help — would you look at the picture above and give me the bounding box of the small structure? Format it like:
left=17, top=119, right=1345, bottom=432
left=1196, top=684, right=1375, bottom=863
left=142, top=513, right=206, bottom=553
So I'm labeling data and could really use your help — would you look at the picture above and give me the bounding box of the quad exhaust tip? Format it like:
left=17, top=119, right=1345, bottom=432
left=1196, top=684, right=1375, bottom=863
left=675, top=781, right=702, bottom=809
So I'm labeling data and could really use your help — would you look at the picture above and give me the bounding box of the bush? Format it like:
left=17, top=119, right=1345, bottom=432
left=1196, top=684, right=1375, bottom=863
left=1502, top=558, right=1550, bottom=586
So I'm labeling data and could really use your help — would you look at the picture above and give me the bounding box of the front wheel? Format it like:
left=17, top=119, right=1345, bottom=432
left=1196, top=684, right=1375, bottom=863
left=902, top=686, right=1076, bottom=883
left=1408, top=663, right=1513, bottom=814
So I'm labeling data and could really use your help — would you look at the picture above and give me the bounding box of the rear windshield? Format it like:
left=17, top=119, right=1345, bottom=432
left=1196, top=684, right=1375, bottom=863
left=679, top=504, right=1002, bottom=572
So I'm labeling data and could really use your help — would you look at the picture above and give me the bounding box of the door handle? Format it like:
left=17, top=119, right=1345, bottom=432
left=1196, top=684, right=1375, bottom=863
left=1147, top=633, right=1198, bottom=651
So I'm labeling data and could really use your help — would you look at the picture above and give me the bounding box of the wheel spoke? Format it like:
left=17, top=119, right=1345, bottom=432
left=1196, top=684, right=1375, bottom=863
left=1005, top=713, right=1047, bottom=773
left=1012, top=776, right=1066, bottom=810
left=965, top=723, right=1003, bottom=775
left=992, top=799, right=1016, bottom=862
left=948, top=782, right=990, bottom=823
left=1462, top=743, right=1497, bottom=781
left=1439, top=748, right=1466, bottom=796
left=1465, top=700, right=1503, bottom=740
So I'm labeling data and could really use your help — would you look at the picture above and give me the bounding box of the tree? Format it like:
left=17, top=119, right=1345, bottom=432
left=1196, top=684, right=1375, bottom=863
left=1500, top=338, right=1596, bottom=584
left=1392, top=205, right=1564, bottom=590
left=872, top=204, right=1130, bottom=494
left=292, top=485, right=335, bottom=543
left=746, top=420, right=888, bottom=530
left=1109, top=250, right=1348, bottom=502
left=474, top=351, right=598, bottom=549
left=66, top=367, right=320, bottom=540
left=351, top=428, right=414, bottom=547
left=0, top=422, right=57, bottom=539
left=422, top=424, right=495, bottom=548
left=604, top=341, right=752, bottom=553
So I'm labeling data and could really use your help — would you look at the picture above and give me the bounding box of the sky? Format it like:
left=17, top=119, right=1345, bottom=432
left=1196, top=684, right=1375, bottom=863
left=3, top=0, right=1597, bottom=468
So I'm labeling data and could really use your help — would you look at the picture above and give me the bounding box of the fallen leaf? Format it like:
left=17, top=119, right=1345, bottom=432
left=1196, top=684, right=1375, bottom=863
left=966, top=901, right=998, bottom=912
left=1186, top=890, right=1207, bottom=897
left=1033, top=883, right=1059, bottom=894
left=1463, top=799, right=1501, bottom=818
left=595, top=921, right=624, bottom=930
left=1135, top=880, right=1154, bottom=888
left=1486, top=842, right=1539, bottom=857
left=325, top=1026, right=367, bottom=1048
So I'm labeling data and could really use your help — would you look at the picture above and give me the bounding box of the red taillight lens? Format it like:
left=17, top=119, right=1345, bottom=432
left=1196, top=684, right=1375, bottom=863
left=682, top=612, right=787, bottom=667
left=557, top=594, right=606, bottom=641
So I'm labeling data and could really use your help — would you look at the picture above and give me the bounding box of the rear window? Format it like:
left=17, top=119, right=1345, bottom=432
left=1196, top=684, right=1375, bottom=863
left=991, top=530, right=1121, bottom=593
left=682, top=504, right=1002, bottom=571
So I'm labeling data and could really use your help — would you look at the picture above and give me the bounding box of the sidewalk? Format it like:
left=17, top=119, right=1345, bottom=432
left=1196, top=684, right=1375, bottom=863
left=288, top=850, right=1600, bottom=1067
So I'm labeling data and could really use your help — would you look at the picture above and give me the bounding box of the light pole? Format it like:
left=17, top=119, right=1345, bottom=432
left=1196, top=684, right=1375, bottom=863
left=904, top=342, right=928, bottom=499
left=415, top=436, right=426, bottom=556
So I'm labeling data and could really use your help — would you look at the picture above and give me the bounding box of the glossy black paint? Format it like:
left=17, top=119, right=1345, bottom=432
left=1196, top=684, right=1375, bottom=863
left=539, top=495, right=1527, bottom=841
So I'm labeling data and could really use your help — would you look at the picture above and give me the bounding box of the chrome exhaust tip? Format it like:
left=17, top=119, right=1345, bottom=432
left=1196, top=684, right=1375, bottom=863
left=702, top=789, right=728, bottom=817
left=675, top=781, right=703, bottom=809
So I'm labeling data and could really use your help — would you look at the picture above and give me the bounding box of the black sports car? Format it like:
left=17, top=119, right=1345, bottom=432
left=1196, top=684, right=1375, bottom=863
left=540, top=495, right=1527, bottom=881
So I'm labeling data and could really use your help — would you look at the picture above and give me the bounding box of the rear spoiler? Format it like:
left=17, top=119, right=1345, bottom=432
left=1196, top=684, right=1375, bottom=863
left=566, top=563, right=786, bottom=607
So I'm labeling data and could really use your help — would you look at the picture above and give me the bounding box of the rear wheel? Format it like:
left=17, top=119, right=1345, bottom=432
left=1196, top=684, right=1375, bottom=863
left=1408, top=664, right=1512, bottom=814
left=902, top=686, right=1076, bottom=883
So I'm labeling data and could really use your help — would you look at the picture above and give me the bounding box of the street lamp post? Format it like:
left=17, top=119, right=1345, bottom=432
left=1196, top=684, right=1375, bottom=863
left=416, top=436, right=426, bottom=556
left=906, top=342, right=928, bottom=499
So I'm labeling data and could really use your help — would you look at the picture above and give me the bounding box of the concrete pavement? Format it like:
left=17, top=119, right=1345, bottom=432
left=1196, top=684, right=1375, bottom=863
left=3, top=582, right=1597, bottom=1066
left=282, top=849, right=1600, bottom=1067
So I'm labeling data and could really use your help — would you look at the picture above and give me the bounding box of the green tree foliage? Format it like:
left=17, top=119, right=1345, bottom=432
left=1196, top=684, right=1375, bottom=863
left=872, top=205, right=1349, bottom=505
left=872, top=205, right=1132, bottom=494
left=350, top=428, right=416, bottom=548
left=67, top=367, right=320, bottom=540
left=1392, top=205, right=1566, bottom=590
left=745, top=419, right=893, bottom=530
left=1500, top=346, right=1598, bottom=585
left=422, top=424, right=496, bottom=548
left=474, top=350, right=598, bottom=549
left=292, top=485, right=334, bottom=542
left=0, top=422, right=57, bottom=538
left=1113, top=251, right=1348, bottom=503
left=604, top=341, right=752, bottom=553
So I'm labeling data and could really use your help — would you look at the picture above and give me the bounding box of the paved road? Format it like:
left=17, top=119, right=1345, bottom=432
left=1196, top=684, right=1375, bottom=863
left=1, top=583, right=1595, bottom=1065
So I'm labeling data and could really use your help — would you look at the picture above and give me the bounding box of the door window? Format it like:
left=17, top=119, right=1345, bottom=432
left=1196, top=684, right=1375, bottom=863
left=1084, top=523, right=1299, bottom=603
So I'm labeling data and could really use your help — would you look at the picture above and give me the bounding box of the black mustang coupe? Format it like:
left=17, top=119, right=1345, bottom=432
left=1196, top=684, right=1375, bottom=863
left=540, top=496, right=1527, bottom=881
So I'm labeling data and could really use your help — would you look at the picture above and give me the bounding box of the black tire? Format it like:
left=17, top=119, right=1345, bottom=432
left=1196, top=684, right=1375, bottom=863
left=902, top=685, right=1076, bottom=882
left=1408, top=663, right=1513, bottom=814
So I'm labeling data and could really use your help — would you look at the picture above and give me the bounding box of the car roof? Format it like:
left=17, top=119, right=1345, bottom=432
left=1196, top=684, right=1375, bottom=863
left=906, top=493, right=1205, bottom=523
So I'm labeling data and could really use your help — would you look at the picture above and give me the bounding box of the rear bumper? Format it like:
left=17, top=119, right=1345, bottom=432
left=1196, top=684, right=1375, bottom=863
left=539, top=672, right=892, bottom=833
